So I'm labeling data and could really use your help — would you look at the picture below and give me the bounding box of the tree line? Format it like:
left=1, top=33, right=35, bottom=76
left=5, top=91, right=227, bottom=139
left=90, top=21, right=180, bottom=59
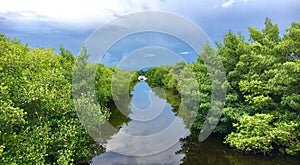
left=144, top=18, right=300, bottom=155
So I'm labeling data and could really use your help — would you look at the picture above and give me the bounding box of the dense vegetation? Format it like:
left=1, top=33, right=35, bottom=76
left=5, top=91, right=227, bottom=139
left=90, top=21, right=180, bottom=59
left=0, top=18, right=299, bottom=164
left=220, top=19, right=300, bottom=155
left=144, top=18, right=300, bottom=155
left=0, top=37, right=114, bottom=163
left=0, top=34, right=139, bottom=163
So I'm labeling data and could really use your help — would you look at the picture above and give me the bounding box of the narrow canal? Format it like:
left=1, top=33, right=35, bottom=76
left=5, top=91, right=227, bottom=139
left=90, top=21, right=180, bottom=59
left=91, top=82, right=300, bottom=165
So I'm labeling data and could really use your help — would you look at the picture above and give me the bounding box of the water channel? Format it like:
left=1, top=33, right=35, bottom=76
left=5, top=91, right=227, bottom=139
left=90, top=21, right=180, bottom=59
left=91, top=82, right=300, bottom=165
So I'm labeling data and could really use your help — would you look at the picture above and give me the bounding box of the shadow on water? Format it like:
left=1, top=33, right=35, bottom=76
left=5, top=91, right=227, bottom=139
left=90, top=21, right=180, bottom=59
left=91, top=82, right=300, bottom=165
left=177, top=134, right=300, bottom=165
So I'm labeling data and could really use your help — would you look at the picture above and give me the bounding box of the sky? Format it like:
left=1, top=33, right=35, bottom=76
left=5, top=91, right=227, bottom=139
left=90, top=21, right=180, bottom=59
left=0, top=0, right=299, bottom=65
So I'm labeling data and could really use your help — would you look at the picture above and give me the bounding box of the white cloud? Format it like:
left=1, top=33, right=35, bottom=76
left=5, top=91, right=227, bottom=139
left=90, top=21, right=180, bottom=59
left=144, top=53, right=156, bottom=57
left=0, top=1, right=118, bottom=19
left=180, top=51, right=191, bottom=55
left=0, top=0, right=223, bottom=28
left=101, top=52, right=118, bottom=66
left=0, top=0, right=234, bottom=32
left=0, top=0, right=164, bottom=28
left=221, top=0, right=235, bottom=8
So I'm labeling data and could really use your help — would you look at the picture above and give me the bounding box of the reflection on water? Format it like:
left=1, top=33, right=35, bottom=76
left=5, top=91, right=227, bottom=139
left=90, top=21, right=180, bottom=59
left=92, top=142, right=184, bottom=165
left=92, top=82, right=300, bottom=165
left=92, top=82, right=189, bottom=164
left=178, top=134, right=300, bottom=165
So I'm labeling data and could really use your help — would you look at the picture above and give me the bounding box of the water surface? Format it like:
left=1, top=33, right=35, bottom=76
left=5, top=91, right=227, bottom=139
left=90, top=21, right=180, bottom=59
left=92, top=82, right=300, bottom=165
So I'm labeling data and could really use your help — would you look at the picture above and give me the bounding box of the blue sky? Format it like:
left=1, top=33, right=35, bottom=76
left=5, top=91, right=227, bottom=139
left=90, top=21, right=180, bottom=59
left=0, top=0, right=299, bottom=65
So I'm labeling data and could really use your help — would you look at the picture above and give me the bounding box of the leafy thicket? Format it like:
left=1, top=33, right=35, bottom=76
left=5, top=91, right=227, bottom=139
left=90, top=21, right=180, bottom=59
left=0, top=34, right=141, bottom=163
left=220, top=19, right=300, bottom=155
left=0, top=36, right=113, bottom=164
left=144, top=18, right=300, bottom=155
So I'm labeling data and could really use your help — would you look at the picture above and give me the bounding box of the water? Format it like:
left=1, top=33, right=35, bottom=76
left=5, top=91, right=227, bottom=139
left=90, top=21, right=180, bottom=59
left=91, top=82, right=300, bottom=165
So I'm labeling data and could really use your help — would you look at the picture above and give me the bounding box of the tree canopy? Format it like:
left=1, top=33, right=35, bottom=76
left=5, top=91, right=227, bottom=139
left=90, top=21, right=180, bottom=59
left=144, top=18, right=300, bottom=155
